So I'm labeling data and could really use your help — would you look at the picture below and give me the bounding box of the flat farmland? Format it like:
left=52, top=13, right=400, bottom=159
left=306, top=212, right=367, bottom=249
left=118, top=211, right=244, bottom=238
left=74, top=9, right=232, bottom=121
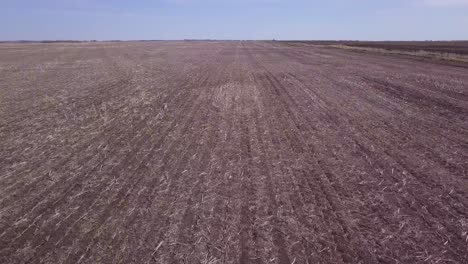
left=0, top=41, right=468, bottom=264
left=285, top=41, right=468, bottom=55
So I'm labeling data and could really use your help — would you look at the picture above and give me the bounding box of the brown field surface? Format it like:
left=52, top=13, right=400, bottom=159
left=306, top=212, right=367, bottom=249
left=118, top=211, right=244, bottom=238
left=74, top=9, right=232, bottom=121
left=0, top=41, right=468, bottom=264
left=284, top=41, right=468, bottom=55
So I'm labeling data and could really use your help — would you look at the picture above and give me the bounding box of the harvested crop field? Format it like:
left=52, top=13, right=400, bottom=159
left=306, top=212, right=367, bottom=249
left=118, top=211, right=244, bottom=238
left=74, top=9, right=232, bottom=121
left=1, top=41, right=468, bottom=264
left=286, top=41, right=468, bottom=55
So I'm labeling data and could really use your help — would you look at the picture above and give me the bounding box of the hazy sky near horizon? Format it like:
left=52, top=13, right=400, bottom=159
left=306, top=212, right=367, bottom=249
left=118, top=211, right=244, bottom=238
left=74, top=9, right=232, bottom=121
left=1, top=0, right=467, bottom=40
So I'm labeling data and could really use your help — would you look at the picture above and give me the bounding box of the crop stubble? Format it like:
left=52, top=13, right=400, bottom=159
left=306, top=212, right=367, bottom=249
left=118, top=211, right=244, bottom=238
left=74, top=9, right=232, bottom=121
left=0, top=41, right=467, bottom=263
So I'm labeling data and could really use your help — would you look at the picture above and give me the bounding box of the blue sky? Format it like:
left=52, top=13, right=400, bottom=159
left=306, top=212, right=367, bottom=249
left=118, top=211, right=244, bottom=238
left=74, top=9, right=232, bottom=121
left=1, top=0, right=467, bottom=40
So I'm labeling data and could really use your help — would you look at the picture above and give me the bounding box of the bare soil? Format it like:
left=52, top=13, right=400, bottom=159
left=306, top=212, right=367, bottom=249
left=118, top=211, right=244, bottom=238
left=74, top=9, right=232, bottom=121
left=284, top=41, right=468, bottom=55
left=0, top=41, right=468, bottom=264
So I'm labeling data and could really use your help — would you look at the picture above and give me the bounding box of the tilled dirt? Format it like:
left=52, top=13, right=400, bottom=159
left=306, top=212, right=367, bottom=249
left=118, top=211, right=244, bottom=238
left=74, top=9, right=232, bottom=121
left=285, top=41, right=468, bottom=55
left=0, top=41, right=467, bottom=264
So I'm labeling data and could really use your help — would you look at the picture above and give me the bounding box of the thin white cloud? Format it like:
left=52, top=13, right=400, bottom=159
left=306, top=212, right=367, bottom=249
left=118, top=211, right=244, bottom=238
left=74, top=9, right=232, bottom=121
left=418, top=0, right=468, bottom=7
